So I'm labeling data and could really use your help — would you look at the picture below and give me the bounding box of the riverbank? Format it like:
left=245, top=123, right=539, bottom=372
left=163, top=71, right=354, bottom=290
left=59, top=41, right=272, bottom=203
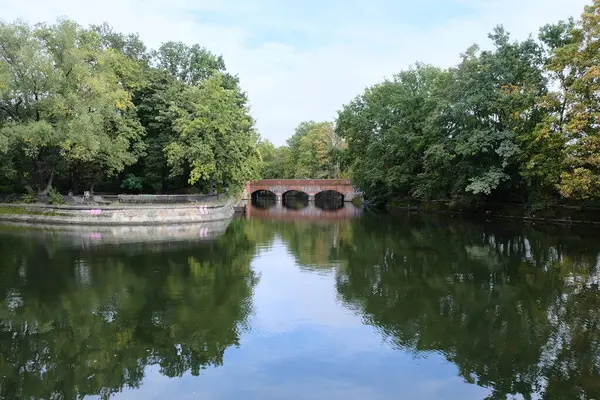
left=0, top=202, right=234, bottom=226
left=387, top=199, right=600, bottom=226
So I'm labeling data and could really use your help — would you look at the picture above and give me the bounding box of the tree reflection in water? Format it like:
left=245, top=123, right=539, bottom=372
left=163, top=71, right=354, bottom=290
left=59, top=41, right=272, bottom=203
left=333, top=215, right=600, bottom=400
left=0, top=222, right=259, bottom=399
left=1, top=214, right=600, bottom=399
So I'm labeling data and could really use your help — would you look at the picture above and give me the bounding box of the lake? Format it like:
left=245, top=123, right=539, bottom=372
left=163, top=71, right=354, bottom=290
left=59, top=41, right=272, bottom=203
left=1, top=201, right=599, bottom=399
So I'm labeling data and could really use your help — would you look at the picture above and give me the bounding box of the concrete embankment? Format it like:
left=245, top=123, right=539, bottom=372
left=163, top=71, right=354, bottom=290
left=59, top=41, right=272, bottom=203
left=0, top=202, right=234, bottom=226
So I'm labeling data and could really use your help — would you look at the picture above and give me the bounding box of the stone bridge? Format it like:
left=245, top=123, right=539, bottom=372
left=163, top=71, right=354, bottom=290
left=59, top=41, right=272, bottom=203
left=243, top=179, right=358, bottom=202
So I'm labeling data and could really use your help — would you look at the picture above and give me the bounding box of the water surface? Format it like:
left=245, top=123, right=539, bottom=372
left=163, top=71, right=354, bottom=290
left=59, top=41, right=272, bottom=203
left=1, top=207, right=599, bottom=399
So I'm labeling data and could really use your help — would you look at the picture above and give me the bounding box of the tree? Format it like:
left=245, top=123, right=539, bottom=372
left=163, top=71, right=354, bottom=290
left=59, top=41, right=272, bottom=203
left=0, top=19, right=144, bottom=194
left=336, top=64, right=452, bottom=205
left=261, top=121, right=345, bottom=179
left=153, top=41, right=241, bottom=93
left=534, top=1, right=600, bottom=200
left=165, top=73, right=260, bottom=193
left=131, top=69, right=187, bottom=192
left=336, top=27, right=548, bottom=208
left=446, top=28, right=546, bottom=202
left=257, top=139, right=278, bottom=178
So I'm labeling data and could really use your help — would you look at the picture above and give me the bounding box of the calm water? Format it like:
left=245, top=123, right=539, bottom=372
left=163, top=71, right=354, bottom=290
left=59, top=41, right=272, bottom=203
left=1, top=202, right=600, bottom=399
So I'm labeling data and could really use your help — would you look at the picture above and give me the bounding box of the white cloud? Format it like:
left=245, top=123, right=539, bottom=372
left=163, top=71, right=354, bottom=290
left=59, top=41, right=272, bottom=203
left=0, top=0, right=591, bottom=145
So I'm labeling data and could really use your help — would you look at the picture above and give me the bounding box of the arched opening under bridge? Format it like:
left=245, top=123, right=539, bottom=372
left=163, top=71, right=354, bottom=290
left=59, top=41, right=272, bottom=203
left=282, top=190, right=309, bottom=210
left=315, top=190, right=344, bottom=210
left=251, top=190, right=276, bottom=209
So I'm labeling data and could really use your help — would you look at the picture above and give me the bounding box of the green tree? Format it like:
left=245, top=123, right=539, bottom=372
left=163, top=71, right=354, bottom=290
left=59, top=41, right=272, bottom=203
left=131, top=69, right=187, bottom=192
left=0, top=19, right=144, bottom=194
left=446, top=28, right=546, bottom=202
left=532, top=1, right=600, bottom=200
left=274, top=121, right=345, bottom=179
left=165, top=73, right=260, bottom=193
left=257, top=139, right=278, bottom=178
left=336, top=64, right=452, bottom=205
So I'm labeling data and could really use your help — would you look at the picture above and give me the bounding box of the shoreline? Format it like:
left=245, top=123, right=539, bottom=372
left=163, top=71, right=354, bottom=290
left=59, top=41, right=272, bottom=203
left=387, top=200, right=600, bottom=227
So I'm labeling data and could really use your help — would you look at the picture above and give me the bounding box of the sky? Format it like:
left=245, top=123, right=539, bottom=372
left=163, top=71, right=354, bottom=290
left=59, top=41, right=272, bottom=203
left=0, top=0, right=591, bottom=146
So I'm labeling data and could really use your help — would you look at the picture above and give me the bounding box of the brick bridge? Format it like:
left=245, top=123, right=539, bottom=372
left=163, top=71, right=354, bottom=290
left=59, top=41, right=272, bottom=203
left=243, top=179, right=359, bottom=202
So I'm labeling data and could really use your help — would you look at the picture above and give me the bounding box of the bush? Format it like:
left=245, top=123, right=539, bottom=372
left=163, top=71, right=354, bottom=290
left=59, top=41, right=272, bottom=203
left=21, top=194, right=38, bottom=204
left=120, top=173, right=144, bottom=193
left=48, top=189, right=66, bottom=205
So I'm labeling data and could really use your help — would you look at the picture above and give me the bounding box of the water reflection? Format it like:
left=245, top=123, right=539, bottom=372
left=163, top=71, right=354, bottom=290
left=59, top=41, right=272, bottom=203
left=247, top=199, right=361, bottom=221
left=0, top=220, right=231, bottom=248
left=0, top=222, right=259, bottom=399
left=334, top=215, right=600, bottom=400
left=282, top=191, right=309, bottom=210
left=314, top=190, right=344, bottom=210
left=1, top=214, right=600, bottom=399
left=251, top=191, right=276, bottom=209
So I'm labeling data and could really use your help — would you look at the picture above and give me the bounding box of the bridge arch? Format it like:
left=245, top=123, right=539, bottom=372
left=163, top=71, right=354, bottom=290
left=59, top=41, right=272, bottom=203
left=250, top=189, right=277, bottom=209
left=281, top=190, right=309, bottom=210
left=315, top=190, right=345, bottom=210
left=282, top=189, right=309, bottom=198
left=251, top=189, right=277, bottom=197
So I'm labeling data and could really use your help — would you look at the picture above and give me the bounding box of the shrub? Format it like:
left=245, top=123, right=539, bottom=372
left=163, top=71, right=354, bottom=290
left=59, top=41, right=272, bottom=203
left=48, top=189, right=66, bottom=205
left=21, top=194, right=38, bottom=204
left=120, top=173, right=144, bottom=193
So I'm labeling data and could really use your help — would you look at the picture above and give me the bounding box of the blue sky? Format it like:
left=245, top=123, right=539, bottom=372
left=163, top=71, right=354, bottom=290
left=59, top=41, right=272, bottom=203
left=1, top=0, right=591, bottom=145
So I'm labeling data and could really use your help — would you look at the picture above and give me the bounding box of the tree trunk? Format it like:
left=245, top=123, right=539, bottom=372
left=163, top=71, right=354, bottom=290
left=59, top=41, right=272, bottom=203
left=39, top=171, right=54, bottom=195
left=209, top=176, right=215, bottom=195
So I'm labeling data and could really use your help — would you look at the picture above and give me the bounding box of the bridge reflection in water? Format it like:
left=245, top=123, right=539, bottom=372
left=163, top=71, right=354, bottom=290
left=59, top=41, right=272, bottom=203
left=246, top=193, right=361, bottom=221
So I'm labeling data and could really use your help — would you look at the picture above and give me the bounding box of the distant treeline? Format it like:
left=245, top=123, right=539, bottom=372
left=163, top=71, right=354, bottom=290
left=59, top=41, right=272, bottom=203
left=257, top=121, right=347, bottom=180
left=0, top=19, right=259, bottom=197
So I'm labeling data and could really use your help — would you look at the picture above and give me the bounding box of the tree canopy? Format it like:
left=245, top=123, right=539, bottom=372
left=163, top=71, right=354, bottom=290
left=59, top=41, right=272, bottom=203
left=0, top=18, right=259, bottom=197
left=257, top=121, right=346, bottom=179
left=335, top=0, right=600, bottom=209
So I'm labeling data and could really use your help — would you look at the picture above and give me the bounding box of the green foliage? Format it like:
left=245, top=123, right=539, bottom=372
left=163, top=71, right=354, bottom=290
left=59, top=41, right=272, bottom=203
left=48, top=188, right=66, bottom=205
left=336, top=1, right=600, bottom=208
left=120, top=173, right=144, bottom=193
left=257, top=121, right=346, bottom=179
left=0, top=19, right=146, bottom=193
left=0, top=18, right=260, bottom=197
left=337, top=64, right=452, bottom=206
left=165, top=73, right=260, bottom=194
left=20, top=194, right=37, bottom=204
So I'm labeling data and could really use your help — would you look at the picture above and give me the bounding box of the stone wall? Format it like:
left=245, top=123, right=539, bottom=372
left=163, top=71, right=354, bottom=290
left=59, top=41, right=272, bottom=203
left=0, top=203, right=234, bottom=226
left=117, top=194, right=223, bottom=204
